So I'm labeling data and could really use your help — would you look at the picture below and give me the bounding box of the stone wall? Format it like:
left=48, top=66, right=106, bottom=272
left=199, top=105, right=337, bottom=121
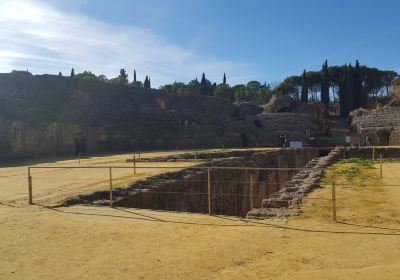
left=247, top=147, right=343, bottom=218
left=0, top=74, right=327, bottom=161
left=351, top=107, right=400, bottom=145
left=65, top=148, right=319, bottom=217
left=344, top=147, right=400, bottom=159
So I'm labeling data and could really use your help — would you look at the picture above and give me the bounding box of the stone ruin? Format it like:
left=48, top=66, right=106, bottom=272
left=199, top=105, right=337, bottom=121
left=65, top=148, right=320, bottom=217
left=0, top=74, right=329, bottom=160
left=350, top=106, right=400, bottom=146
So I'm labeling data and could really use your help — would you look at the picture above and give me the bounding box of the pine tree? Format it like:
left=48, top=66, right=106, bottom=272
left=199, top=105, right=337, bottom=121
left=223, top=73, right=226, bottom=84
left=148, top=77, right=151, bottom=89
left=119, top=69, right=128, bottom=84
left=301, top=70, right=308, bottom=103
left=70, top=68, right=74, bottom=78
left=58, top=72, right=62, bottom=77
left=133, top=70, right=137, bottom=82
left=321, top=60, right=330, bottom=107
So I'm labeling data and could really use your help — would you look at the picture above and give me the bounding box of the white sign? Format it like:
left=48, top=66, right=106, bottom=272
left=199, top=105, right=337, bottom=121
left=290, top=141, right=303, bottom=148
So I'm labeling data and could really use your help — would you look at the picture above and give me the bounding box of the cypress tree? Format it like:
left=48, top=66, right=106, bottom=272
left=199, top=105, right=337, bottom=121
left=211, top=82, right=217, bottom=95
left=338, top=65, right=347, bottom=118
left=70, top=68, right=74, bottom=78
left=200, top=72, right=208, bottom=95
left=148, top=77, right=151, bottom=89
left=133, top=70, right=137, bottom=82
left=223, top=73, right=226, bottom=84
left=201, top=73, right=206, bottom=85
left=301, top=70, right=308, bottom=103
left=58, top=72, right=62, bottom=77
left=353, top=60, right=364, bottom=108
left=321, top=60, right=330, bottom=107
left=346, top=64, right=355, bottom=114
left=144, top=76, right=148, bottom=88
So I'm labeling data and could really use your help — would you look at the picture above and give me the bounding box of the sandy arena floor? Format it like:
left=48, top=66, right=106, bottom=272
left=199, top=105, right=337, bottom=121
left=0, top=152, right=399, bottom=279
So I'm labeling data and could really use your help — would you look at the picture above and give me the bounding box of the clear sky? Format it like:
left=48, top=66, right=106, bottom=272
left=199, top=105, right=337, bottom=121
left=0, top=0, right=399, bottom=87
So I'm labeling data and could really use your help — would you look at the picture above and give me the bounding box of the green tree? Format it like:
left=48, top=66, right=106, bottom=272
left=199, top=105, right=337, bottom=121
left=352, top=60, right=364, bottom=108
left=214, top=83, right=234, bottom=101
left=118, top=69, right=128, bottom=85
left=338, top=65, right=348, bottom=118
left=200, top=73, right=212, bottom=96
left=301, top=70, right=308, bottom=103
left=74, top=71, right=98, bottom=81
left=133, top=70, right=137, bottom=82
left=273, top=75, right=301, bottom=97
left=130, top=81, right=143, bottom=88
left=223, top=73, right=226, bottom=84
left=98, top=74, right=108, bottom=82
left=321, top=60, right=330, bottom=107
left=144, top=76, right=149, bottom=88
left=185, top=79, right=200, bottom=94
left=70, top=68, right=74, bottom=78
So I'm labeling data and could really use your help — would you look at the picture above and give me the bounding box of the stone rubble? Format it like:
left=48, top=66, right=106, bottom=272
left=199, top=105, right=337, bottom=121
left=246, top=147, right=343, bottom=219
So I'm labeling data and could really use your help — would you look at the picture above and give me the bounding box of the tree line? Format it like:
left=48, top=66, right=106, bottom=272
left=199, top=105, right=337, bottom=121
left=274, top=60, right=398, bottom=117
left=160, top=73, right=272, bottom=104
left=9, top=61, right=399, bottom=116
left=68, top=69, right=273, bottom=105
left=69, top=68, right=152, bottom=89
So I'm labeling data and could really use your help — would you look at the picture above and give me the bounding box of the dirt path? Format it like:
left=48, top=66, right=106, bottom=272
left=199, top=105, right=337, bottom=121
left=1, top=155, right=400, bottom=279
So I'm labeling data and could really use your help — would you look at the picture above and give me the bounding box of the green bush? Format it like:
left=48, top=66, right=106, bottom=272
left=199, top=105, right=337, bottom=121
left=338, top=158, right=374, bottom=169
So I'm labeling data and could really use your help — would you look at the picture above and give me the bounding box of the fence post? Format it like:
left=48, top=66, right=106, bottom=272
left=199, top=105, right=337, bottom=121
left=250, top=172, right=254, bottom=209
left=208, top=168, right=212, bottom=215
left=372, top=147, right=375, bottom=162
left=109, top=167, right=113, bottom=207
left=194, top=152, right=197, bottom=162
left=133, top=155, right=137, bottom=175
left=28, top=167, right=33, bottom=205
left=379, top=154, right=383, bottom=179
left=332, top=167, right=337, bottom=223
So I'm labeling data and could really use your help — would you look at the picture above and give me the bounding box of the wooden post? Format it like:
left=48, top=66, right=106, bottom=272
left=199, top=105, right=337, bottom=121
left=250, top=172, right=254, bottom=209
left=379, top=154, right=383, bottom=179
left=332, top=167, right=337, bottom=223
left=208, top=168, right=212, bottom=215
left=78, top=152, right=81, bottom=165
left=138, top=152, right=141, bottom=159
left=109, top=167, right=113, bottom=207
left=133, top=155, right=137, bottom=174
left=28, top=167, right=33, bottom=205
left=372, top=147, right=375, bottom=162
left=194, top=152, right=197, bottom=162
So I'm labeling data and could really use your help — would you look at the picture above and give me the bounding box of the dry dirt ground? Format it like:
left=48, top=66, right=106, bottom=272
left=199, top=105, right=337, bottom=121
left=0, top=152, right=400, bottom=279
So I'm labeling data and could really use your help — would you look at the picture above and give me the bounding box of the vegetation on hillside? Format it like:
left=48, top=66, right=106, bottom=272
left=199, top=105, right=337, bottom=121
left=8, top=60, right=398, bottom=115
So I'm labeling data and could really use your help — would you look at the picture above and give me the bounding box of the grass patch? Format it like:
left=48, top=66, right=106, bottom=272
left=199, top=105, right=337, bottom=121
left=322, top=158, right=377, bottom=186
left=337, top=158, right=374, bottom=169
left=334, top=158, right=375, bottom=182
left=336, top=166, right=360, bottom=181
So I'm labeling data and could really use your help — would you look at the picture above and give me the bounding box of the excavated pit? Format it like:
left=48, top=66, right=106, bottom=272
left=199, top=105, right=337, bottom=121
left=65, top=148, right=320, bottom=217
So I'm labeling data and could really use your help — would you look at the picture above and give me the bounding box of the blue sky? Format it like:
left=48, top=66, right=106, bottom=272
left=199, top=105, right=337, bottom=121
left=0, top=0, right=399, bottom=87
